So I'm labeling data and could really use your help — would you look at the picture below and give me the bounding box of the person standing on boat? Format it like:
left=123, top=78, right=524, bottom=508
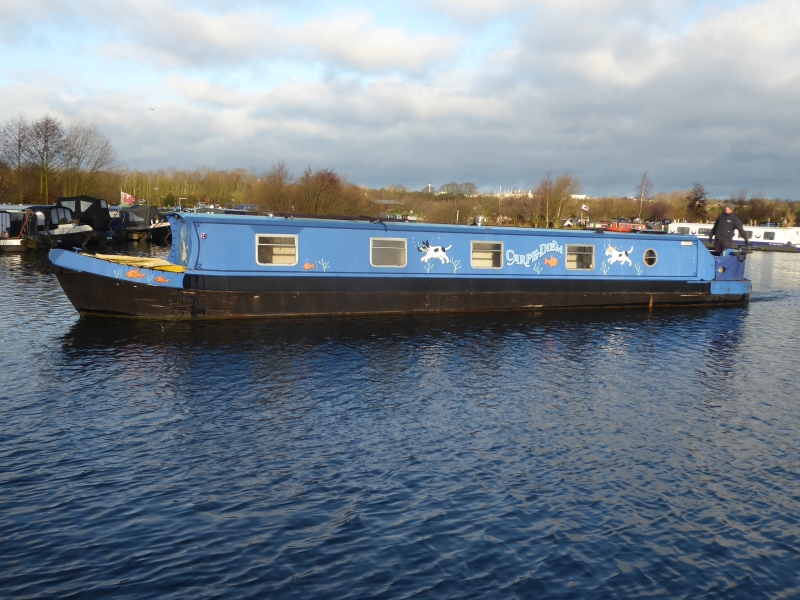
left=709, top=204, right=749, bottom=253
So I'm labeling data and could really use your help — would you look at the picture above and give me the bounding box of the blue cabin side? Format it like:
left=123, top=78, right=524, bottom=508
left=167, top=214, right=718, bottom=282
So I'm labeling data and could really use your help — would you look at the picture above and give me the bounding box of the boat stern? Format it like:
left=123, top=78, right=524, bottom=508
left=710, top=249, right=751, bottom=299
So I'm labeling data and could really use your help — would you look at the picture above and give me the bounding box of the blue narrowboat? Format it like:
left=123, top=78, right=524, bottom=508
left=48, top=212, right=751, bottom=319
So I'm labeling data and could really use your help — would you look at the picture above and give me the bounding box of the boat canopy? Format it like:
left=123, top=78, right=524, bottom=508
left=121, top=205, right=159, bottom=227
left=56, top=196, right=111, bottom=231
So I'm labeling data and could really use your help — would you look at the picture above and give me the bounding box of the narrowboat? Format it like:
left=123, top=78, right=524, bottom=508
left=118, top=205, right=171, bottom=244
left=48, top=212, right=751, bottom=319
left=18, top=205, right=94, bottom=251
left=604, top=218, right=648, bottom=233
left=55, top=196, right=122, bottom=245
left=667, top=221, right=800, bottom=252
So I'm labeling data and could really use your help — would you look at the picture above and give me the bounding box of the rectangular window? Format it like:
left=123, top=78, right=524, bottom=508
left=566, top=245, right=594, bottom=270
left=744, top=229, right=753, bottom=238
left=471, top=241, right=503, bottom=269
left=698, top=228, right=712, bottom=235
left=676, top=227, right=690, bottom=234
left=763, top=231, right=775, bottom=240
left=370, top=238, right=407, bottom=267
left=256, top=235, right=297, bottom=265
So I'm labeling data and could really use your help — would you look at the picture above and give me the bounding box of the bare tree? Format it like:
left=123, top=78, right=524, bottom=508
left=61, top=121, right=117, bottom=197
left=28, top=114, right=65, bottom=203
left=535, top=171, right=581, bottom=227
left=296, top=167, right=343, bottom=214
left=458, top=182, right=478, bottom=197
left=438, top=182, right=460, bottom=196
left=784, top=206, right=796, bottom=228
left=552, top=173, right=581, bottom=227
left=536, top=171, right=554, bottom=227
left=255, top=161, right=292, bottom=211
left=515, top=193, right=542, bottom=227
left=636, top=171, right=653, bottom=220
left=743, top=192, right=770, bottom=225
left=1, top=114, right=31, bottom=203
left=686, top=183, right=708, bottom=221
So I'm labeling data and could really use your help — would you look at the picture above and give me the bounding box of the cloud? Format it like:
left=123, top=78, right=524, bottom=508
left=294, top=12, right=460, bottom=76
left=6, top=0, right=460, bottom=76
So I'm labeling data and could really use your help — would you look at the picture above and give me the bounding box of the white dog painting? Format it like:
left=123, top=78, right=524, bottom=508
left=418, top=241, right=452, bottom=264
left=605, top=245, right=633, bottom=266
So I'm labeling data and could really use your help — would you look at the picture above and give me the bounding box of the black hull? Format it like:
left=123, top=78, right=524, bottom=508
left=56, top=271, right=749, bottom=319
left=150, top=225, right=171, bottom=245
left=23, top=231, right=94, bottom=251
left=89, top=230, right=126, bottom=246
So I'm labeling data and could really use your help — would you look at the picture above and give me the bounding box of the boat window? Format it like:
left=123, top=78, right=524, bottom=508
left=80, top=200, right=93, bottom=212
left=566, top=245, right=594, bottom=270
left=744, top=229, right=753, bottom=238
left=763, top=231, right=775, bottom=240
left=471, top=241, right=502, bottom=269
left=370, top=238, right=407, bottom=267
left=256, top=235, right=298, bottom=266
left=60, top=200, right=76, bottom=212
left=675, top=227, right=690, bottom=234
left=100, top=200, right=107, bottom=208
left=644, top=249, right=657, bottom=267
left=698, top=228, right=712, bottom=235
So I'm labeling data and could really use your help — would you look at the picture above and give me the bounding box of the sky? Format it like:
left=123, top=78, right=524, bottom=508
left=1, top=0, right=799, bottom=197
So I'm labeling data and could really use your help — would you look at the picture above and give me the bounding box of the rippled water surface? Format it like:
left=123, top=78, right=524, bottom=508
left=2, top=249, right=800, bottom=598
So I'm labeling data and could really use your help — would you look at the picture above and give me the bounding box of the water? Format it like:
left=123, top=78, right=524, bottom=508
left=1, top=249, right=799, bottom=598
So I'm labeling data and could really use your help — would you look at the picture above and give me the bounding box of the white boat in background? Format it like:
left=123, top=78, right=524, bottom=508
left=667, top=222, right=800, bottom=252
left=0, top=237, right=25, bottom=253
left=0, top=209, right=26, bottom=253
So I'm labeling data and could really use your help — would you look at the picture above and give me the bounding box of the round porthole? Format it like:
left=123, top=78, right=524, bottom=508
left=644, top=249, right=657, bottom=266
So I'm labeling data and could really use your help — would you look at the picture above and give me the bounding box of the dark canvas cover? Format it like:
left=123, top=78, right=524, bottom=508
left=121, top=205, right=159, bottom=227
left=56, top=196, right=111, bottom=231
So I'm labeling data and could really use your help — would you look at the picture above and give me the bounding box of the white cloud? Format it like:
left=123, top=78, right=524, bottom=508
left=294, top=12, right=460, bottom=75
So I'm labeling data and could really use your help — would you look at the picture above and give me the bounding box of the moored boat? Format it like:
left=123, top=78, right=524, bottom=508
left=0, top=210, right=25, bottom=253
left=49, top=212, right=752, bottom=319
left=18, top=205, right=94, bottom=251
left=604, top=218, right=648, bottom=233
left=55, top=195, right=122, bottom=245
left=668, top=221, right=800, bottom=252
left=119, top=205, right=172, bottom=243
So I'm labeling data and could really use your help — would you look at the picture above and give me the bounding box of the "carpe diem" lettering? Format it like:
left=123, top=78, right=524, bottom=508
left=505, top=241, right=564, bottom=267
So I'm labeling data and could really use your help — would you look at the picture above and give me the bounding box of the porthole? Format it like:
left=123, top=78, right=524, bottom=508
left=644, top=249, right=657, bottom=267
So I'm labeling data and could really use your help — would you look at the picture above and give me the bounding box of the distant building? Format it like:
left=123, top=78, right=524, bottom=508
left=493, top=187, right=532, bottom=198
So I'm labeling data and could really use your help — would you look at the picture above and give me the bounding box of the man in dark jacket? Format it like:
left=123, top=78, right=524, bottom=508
left=709, top=204, right=749, bottom=253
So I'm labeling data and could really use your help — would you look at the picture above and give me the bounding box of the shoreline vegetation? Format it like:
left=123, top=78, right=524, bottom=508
left=2, top=113, right=796, bottom=228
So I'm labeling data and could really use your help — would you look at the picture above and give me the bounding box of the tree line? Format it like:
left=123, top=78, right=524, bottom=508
left=2, top=115, right=795, bottom=227
left=0, top=114, right=117, bottom=204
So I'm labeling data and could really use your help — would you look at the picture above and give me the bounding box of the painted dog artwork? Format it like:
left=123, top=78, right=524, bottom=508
left=418, top=241, right=452, bottom=264
left=605, top=245, right=633, bottom=266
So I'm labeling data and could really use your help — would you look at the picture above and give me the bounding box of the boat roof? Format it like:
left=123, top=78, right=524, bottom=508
left=170, top=212, right=695, bottom=241
left=0, top=204, right=35, bottom=211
